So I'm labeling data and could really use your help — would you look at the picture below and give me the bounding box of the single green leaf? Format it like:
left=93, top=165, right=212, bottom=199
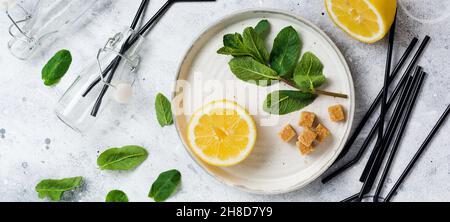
left=41, top=49, right=72, bottom=86
left=242, top=27, right=270, bottom=64
left=255, top=20, right=270, bottom=39
left=97, top=145, right=148, bottom=170
left=149, top=169, right=181, bottom=202
left=229, top=57, right=279, bottom=86
left=106, top=190, right=129, bottom=202
left=217, top=33, right=250, bottom=57
left=155, top=93, right=174, bottom=127
left=35, top=176, right=83, bottom=201
left=270, top=26, right=302, bottom=77
left=217, top=46, right=252, bottom=57
left=223, top=33, right=244, bottom=48
left=263, top=90, right=317, bottom=115
left=293, top=52, right=326, bottom=92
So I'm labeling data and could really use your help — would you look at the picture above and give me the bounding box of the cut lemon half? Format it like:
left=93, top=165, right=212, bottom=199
left=187, top=100, right=257, bottom=167
left=325, top=0, right=397, bottom=43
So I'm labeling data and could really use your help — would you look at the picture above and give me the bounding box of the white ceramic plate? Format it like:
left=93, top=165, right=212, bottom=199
left=173, top=9, right=355, bottom=194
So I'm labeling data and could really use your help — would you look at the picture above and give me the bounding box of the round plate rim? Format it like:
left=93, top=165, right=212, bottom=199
left=171, top=8, right=355, bottom=195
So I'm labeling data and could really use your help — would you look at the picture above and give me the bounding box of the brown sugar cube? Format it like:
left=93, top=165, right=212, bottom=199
left=299, top=111, right=316, bottom=128
left=298, top=128, right=318, bottom=147
left=316, top=123, right=331, bottom=143
left=296, top=141, right=315, bottom=156
left=278, top=125, right=297, bottom=142
left=328, top=104, right=346, bottom=122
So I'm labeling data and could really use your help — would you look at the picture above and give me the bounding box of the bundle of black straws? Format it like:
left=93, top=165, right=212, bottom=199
left=321, top=15, right=450, bottom=202
left=83, top=0, right=215, bottom=117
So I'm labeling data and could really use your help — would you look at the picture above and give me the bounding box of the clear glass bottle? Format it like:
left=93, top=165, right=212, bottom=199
left=398, top=0, right=450, bottom=24
left=55, top=28, right=144, bottom=133
left=6, top=0, right=96, bottom=60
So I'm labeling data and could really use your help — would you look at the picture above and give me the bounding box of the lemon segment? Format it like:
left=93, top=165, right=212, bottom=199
left=325, top=0, right=397, bottom=43
left=187, top=100, right=257, bottom=167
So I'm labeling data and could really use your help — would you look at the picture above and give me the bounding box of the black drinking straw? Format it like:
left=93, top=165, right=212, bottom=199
left=385, top=104, right=450, bottom=202
left=375, top=15, right=397, bottom=171
left=90, top=0, right=216, bottom=116
left=373, top=71, right=427, bottom=202
left=341, top=193, right=359, bottom=202
left=131, top=0, right=151, bottom=30
left=357, top=68, right=422, bottom=201
left=334, top=38, right=418, bottom=162
left=322, top=37, right=430, bottom=184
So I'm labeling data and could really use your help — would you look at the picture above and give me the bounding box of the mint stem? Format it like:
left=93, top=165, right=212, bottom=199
left=279, top=78, right=348, bottom=99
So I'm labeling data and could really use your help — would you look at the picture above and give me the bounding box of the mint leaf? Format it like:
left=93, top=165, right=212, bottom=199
left=229, top=57, right=279, bottom=86
left=155, top=93, right=174, bottom=127
left=149, top=169, right=181, bottom=202
left=97, top=145, right=148, bottom=171
left=242, top=27, right=270, bottom=64
left=293, top=52, right=326, bottom=92
left=217, top=47, right=250, bottom=56
left=263, top=90, right=317, bottom=115
left=41, top=49, right=72, bottom=86
left=223, top=33, right=244, bottom=48
left=255, top=20, right=270, bottom=39
left=217, top=33, right=251, bottom=57
left=270, top=26, right=302, bottom=77
left=35, top=176, right=83, bottom=201
left=106, top=190, right=129, bottom=202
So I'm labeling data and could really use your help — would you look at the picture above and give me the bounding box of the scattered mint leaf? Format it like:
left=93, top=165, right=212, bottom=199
left=97, top=145, right=148, bottom=171
left=41, top=49, right=72, bottom=86
left=270, top=26, right=302, bottom=77
left=106, top=190, right=129, bottom=202
left=149, top=169, right=181, bottom=202
left=228, top=56, right=279, bottom=86
left=293, top=52, right=326, bottom=92
left=263, top=90, right=317, bottom=115
left=155, top=93, right=174, bottom=127
left=35, top=176, right=83, bottom=201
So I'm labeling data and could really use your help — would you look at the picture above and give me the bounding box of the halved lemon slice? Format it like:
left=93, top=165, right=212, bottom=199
left=325, top=0, right=397, bottom=43
left=187, top=100, right=257, bottom=167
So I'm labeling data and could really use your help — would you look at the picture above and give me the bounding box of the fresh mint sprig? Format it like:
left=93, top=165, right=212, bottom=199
left=218, top=20, right=348, bottom=115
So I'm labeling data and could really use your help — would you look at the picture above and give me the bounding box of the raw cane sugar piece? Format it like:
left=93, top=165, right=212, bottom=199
left=296, top=141, right=315, bottom=155
left=278, top=124, right=297, bottom=142
left=299, top=111, right=316, bottom=128
left=316, top=123, right=331, bottom=143
left=328, top=104, right=346, bottom=122
left=298, top=128, right=317, bottom=147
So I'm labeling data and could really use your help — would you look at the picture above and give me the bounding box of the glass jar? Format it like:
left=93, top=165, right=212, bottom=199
left=55, top=28, right=144, bottom=133
left=6, top=0, right=96, bottom=60
left=399, top=0, right=450, bottom=24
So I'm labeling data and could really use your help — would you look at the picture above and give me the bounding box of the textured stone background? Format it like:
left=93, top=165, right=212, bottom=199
left=0, top=0, right=449, bottom=202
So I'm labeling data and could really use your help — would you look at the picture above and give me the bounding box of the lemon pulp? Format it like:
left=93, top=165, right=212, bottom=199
left=187, top=100, right=257, bottom=167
